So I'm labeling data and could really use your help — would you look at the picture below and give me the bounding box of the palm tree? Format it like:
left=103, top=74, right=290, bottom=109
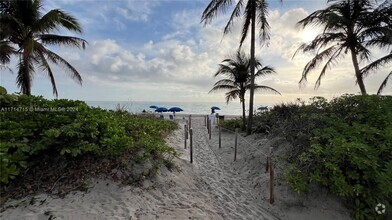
left=201, top=0, right=282, bottom=135
left=209, top=51, right=280, bottom=130
left=0, top=0, right=87, bottom=97
left=294, top=0, right=392, bottom=95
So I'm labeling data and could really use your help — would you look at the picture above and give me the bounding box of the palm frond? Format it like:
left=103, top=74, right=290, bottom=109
left=249, top=84, right=281, bottom=95
left=377, top=71, right=391, bottom=95
left=239, top=0, right=253, bottom=48
left=361, top=53, right=392, bottom=78
left=39, top=34, right=87, bottom=49
left=201, top=0, right=234, bottom=26
left=256, top=0, right=271, bottom=44
left=363, top=26, right=392, bottom=48
left=297, top=9, right=330, bottom=29
left=0, top=40, right=16, bottom=64
left=356, top=43, right=372, bottom=62
left=223, top=0, right=244, bottom=35
left=314, top=47, right=343, bottom=89
left=215, top=63, right=234, bottom=78
left=44, top=48, right=82, bottom=85
left=255, top=65, right=276, bottom=77
left=34, top=9, right=83, bottom=33
left=209, top=84, right=238, bottom=94
left=225, top=89, right=240, bottom=103
left=299, top=45, right=341, bottom=85
left=35, top=48, right=58, bottom=97
left=213, top=79, right=237, bottom=87
left=292, top=32, right=344, bottom=59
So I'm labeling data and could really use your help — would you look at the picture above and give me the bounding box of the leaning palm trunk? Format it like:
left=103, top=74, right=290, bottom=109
left=247, top=0, right=256, bottom=135
left=349, top=47, right=367, bottom=95
left=20, top=56, right=32, bottom=96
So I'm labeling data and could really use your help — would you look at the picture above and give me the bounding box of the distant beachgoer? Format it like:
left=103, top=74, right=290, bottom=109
left=209, top=113, right=216, bottom=126
left=211, top=109, right=215, bottom=114
left=142, top=109, right=146, bottom=113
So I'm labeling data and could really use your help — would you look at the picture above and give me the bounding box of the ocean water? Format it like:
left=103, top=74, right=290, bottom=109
left=86, top=101, right=269, bottom=116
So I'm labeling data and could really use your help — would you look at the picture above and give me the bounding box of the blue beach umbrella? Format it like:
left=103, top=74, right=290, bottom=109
left=155, top=107, right=168, bottom=112
left=149, top=105, right=159, bottom=109
left=168, top=107, right=183, bottom=112
left=258, top=106, right=268, bottom=111
left=211, top=106, right=221, bottom=110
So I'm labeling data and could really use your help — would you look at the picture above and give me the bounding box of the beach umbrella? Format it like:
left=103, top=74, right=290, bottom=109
left=168, top=107, right=183, bottom=112
left=211, top=106, right=221, bottom=110
left=258, top=106, right=268, bottom=111
left=155, top=107, right=168, bottom=112
left=149, top=105, right=158, bottom=109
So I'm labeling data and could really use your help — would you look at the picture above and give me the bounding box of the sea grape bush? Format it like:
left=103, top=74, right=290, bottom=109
left=220, top=117, right=242, bottom=131
left=254, top=95, right=392, bottom=219
left=0, top=94, right=177, bottom=184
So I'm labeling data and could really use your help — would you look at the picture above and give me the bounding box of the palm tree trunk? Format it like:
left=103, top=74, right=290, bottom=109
left=349, top=47, right=367, bottom=95
left=241, top=97, right=246, bottom=131
left=21, top=56, right=32, bottom=96
left=247, top=0, right=256, bottom=135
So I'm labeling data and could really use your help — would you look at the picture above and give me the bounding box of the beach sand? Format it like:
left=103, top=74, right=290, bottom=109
left=1, top=116, right=350, bottom=220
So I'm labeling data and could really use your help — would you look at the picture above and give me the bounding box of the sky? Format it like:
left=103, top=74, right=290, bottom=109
left=1, top=0, right=391, bottom=105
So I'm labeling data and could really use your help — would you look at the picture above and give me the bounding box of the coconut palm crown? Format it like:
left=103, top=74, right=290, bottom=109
left=209, top=51, right=280, bottom=130
left=0, top=0, right=87, bottom=97
left=294, top=0, right=392, bottom=95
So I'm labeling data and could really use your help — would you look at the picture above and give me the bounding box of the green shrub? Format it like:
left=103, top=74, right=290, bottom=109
left=255, top=95, right=392, bottom=219
left=0, top=94, right=177, bottom=184
left=0, top=86, right=7, bottom=95
left=221, top=118, right=242, bottom=131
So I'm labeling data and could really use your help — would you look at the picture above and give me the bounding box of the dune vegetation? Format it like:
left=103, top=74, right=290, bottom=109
left=221, top=94, right=392, bottom=219
left=0, top=91, right=177, bottom=204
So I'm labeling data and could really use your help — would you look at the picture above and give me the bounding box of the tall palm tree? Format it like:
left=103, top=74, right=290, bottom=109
left=201, top=0, right=282, bottom=135
left=0, top=0, right=87, bottom=97
left=294, top=0, right=392, bottom=95
left=209, top=51, right=280, bottom=130
left=360, top=0, right=392, bottom=94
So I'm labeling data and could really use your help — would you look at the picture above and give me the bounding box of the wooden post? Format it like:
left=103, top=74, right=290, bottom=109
left=234, top=128, right=238, bottom=161
left=266, top=147, right=272, bottom=173
left=190, top=128, right=193, bottom=163
left=189, top=115, right=192, bottom=132
left=269, top=156, right=275, bottom=204
left=218, top=120, right=221, bottom=149
left=209, top=118, right=212, bottom=140
left=184, top=124, right=187, bottom=149
left=207, top=116, right=210, bottom=135
left=186, top=124, right=188, bottom=140
left=265, top=156, right=270, bottom=173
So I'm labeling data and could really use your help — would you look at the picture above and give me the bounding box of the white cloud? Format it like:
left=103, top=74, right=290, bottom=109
left=78, top=7, right=389, bottom=102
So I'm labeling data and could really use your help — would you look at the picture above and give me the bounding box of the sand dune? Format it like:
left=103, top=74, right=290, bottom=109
left=1, top=116, right=350, bottom=220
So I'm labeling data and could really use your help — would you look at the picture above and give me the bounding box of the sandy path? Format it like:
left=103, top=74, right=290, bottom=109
left=190, top=118, right=278, bottom=219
